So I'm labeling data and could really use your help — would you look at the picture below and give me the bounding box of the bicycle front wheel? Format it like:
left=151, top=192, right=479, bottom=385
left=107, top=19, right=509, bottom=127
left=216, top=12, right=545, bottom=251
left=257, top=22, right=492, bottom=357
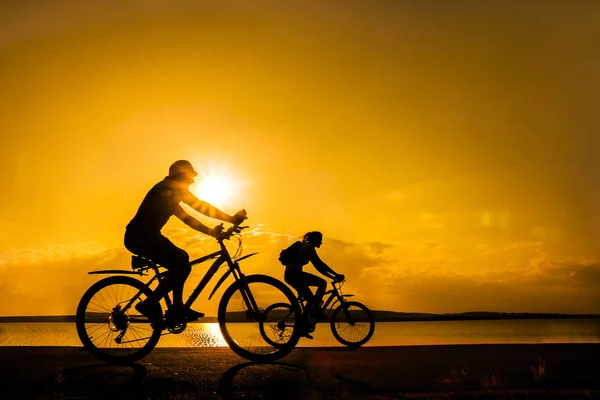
left=75, top=276, right=162, bottom=364
left=218, top=274, right=301, bottom=362
left=330, top=301, right=375, bottom=348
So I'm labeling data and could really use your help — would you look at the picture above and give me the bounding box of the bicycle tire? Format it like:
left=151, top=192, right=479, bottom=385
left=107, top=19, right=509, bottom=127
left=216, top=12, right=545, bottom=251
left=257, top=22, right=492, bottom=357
left=218, top=274, right=301, bottom=362
left=75, top=276, right=162, bottom=364
left=330, top=301, right=375, bottom=348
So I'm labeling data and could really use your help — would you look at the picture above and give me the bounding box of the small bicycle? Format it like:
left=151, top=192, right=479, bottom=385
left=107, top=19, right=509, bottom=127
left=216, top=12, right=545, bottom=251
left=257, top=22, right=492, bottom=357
left=259, top=277, right=375, bottom=349
left=75, top=224, right=301, bottom=364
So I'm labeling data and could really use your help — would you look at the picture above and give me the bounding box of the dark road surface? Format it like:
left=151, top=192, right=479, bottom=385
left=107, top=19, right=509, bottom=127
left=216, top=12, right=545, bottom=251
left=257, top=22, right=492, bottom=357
left=0, top=344, right=599, bottom=399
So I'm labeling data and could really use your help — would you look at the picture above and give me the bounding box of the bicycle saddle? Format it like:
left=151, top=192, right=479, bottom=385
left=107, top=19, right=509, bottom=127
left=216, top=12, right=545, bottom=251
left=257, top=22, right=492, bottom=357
left=131, top=255, right=157, bottom=270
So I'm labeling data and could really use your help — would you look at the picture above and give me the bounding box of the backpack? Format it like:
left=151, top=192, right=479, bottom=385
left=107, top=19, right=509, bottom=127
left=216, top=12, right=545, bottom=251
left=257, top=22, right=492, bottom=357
left=278, top=241, right=302, bottom=266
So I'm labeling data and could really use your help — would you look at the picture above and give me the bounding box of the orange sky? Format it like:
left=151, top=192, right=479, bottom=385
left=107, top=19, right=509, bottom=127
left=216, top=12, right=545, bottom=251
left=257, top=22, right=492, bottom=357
left=1, top=1, right=600, bottom=316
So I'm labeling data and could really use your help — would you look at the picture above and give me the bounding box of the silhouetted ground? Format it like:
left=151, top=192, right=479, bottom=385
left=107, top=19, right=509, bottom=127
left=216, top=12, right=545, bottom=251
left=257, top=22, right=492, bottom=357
left=0, top=344, right=599, bottom=399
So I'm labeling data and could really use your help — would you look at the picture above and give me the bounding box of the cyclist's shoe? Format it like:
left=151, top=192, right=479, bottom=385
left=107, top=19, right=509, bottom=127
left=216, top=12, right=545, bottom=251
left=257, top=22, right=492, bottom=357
left=185, top=308, right=205, bottom=322
left=301, top=316, right=317, bottom=339
left=298, top=318, right=315, bottom=339
left=167, top=304, right=205, bottom=323
left=135, top=300, right=163, bottom=328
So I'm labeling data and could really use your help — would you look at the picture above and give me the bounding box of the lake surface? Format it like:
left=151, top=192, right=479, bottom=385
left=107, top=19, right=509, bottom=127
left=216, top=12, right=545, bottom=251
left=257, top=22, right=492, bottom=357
left=1, top=319, right=599, bottom=347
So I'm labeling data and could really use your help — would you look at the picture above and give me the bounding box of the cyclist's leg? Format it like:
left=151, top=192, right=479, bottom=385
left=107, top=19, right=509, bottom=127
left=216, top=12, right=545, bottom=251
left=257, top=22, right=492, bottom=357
left=124, top=231, right=170, bottom=323
left=136, top=236, right=204, bottom=321
left=284, top=271, right=316, bottom=338
left=125, top=231, right=168, bottom=303
left=125, top=232, right=189, bottom=305
left=301, top=273, right=327, bottom=315
left=284, top=271, right=315, bottom=318
left=145, top=236, right=191, bottom=307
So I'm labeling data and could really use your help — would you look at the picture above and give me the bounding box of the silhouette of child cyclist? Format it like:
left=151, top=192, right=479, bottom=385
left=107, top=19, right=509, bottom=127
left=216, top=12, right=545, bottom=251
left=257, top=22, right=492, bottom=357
left=279, top=231, right=344, bottom=339
left=125, top=160, right=247, bottom=326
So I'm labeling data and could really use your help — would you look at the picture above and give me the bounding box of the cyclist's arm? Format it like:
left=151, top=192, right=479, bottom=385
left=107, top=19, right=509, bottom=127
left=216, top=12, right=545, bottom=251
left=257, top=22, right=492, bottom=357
left=173, top=204, right=214, bottom=236
left=309, top=249, right=338, bottom=279
left=182, top=191, right=233, bottom=223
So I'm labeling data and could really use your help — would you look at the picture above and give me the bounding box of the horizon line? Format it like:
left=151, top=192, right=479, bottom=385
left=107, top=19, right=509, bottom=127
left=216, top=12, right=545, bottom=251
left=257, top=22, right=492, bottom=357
left=2, top=310, right=600, bottom=319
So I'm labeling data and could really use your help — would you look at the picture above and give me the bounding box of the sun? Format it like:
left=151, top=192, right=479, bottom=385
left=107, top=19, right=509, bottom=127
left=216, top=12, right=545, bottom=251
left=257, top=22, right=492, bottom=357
left=191, top=171, right=237, bottom=207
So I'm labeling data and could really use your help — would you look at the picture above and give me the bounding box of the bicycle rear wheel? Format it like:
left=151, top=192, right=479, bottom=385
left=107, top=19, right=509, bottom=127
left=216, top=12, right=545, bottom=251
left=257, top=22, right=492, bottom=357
left=75, top=276, right=162, bottom=364
left=330, top=301, right=375, bottom=348
left=218, top=274, right=301, bottom=362
left=259, top=302, right=297, bottom=348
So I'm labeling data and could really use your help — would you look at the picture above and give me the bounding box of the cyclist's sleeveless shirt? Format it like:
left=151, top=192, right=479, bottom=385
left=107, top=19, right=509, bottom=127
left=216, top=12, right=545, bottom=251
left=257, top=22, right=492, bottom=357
left=126, top=177, right=197, bottom=236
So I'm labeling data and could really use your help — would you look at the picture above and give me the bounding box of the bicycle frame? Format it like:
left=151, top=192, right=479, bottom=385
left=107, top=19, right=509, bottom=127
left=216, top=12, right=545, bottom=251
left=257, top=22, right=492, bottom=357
left=89, top=233, right=260, bottom=317
left=184, top=239, right=260, bottom=314
left=319, top=283, right=354, bottom=315
left=296, top=281, right=354, bottom=319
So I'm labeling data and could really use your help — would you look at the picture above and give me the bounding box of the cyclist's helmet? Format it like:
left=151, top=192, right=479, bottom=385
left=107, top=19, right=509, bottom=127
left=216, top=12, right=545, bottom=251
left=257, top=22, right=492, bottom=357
left=303, top=231, right=323, bottom=246
left=169, top=160, right=198, bottom=178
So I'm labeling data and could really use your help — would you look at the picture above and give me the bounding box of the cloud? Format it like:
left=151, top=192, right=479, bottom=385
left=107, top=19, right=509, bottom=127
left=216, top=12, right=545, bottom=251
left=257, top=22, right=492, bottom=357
left=0, top=227, right=394, bottom=316
left=169, top=228, right=600, bottom=315
left=357, top=250, right=600, bottom=314
left=0, top=242, right=109, bottom=267
left=367, top=241, right=394, bottom=254
left=1, top=225, right=599, bottom=316
left=526, top=258, right=600, bottom=288
left=0, top=245, right=130, bottom=316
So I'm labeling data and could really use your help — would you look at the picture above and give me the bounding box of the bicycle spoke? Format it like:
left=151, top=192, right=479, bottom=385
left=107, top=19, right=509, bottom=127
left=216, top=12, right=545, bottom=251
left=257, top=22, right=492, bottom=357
left=87, top=323, right=109, bottom=338
left=331, top=302, right=374, bottom=347
left=132, top=327, right=152, bottom=343
left=128, top=325, right=151, bottom=344
left=84, top=321, right=107, bottom=329
left=96, top=329, right=112, bottom=348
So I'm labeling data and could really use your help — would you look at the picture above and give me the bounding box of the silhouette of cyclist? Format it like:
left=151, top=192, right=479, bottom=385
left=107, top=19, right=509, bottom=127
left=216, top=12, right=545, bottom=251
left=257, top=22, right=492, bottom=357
left=280, top=231, right=344, bottom=339
left=124, top=160, right=247, bottom=325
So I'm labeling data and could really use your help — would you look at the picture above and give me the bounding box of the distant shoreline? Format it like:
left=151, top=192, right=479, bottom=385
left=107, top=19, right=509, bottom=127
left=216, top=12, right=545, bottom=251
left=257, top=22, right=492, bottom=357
left=1, top=311, right=599, bottom=323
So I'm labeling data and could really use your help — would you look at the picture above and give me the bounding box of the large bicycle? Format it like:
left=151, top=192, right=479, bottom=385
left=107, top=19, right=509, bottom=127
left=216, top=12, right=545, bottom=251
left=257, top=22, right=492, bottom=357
left=75, top=224, right=301, bottom=364
left=259, top=277, right=375, bottom=349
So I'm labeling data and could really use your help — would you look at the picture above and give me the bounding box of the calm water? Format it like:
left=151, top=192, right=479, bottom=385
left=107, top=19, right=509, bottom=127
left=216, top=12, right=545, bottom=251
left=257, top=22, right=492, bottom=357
left=1, top=319, right=599, bottom=347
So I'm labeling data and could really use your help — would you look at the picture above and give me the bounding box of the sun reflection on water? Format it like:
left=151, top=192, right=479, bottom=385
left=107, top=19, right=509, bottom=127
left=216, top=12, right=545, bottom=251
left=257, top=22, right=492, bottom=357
left=157, top=323, right=229, bottom=347
left=183, top=323, right=228, bottom=347
left=1, top=320, right=599, bottom=347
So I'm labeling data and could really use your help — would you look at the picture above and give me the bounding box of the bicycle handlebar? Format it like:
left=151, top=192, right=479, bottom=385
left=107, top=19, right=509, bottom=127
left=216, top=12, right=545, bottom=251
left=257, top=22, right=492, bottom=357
left=213, top=223, right=248, bottom=241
